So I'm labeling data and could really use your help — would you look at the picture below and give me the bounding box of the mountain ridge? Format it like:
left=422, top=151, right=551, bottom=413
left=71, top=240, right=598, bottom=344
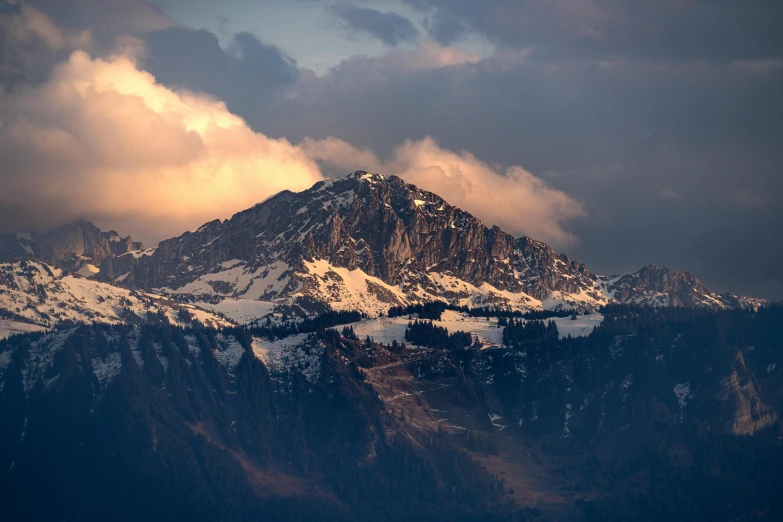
left=94, top=171, right=762, bottom=319
left=0, top=172, right=779, bottom=522
left=0, top=219, right=143, bottom=274
left=0, top=259, right=231, bottom=338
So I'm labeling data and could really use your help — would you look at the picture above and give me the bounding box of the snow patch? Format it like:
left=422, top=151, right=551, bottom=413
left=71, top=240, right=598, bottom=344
left=562, top=404, right=573, bottom=438
left=0, top=320, right=47, bottom=340
left=302, top=259, right=408, bottom=317
left=197, top=299, right=276, bottom=324
left=0, top=261, right=230, bottom=330
left=212, top=335, right=247, bottom=376
left=91, top=353, right=122, bottom=386
left=75, top=264, right=100, bottom=278
left=351, top=311, right=502, bottom=349
left=252, top=334, right=323, bottom=384
left=549, top=313, right=604, bottom=339
left=673, top=382, right=692, bottom=423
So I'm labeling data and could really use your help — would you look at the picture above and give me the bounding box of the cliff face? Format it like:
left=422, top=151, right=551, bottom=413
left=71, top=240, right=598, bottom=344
left=0, top=219, right=143, bottom=273
left=97, top=172, right=761, bottom=316
left=717, top=351, right=779, bottom=435
left=98, top=172, right=607, bottom=312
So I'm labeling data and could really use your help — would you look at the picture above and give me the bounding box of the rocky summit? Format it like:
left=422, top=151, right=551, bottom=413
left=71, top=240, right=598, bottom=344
left=96, top=171, right=761, bottom=319
left=0, top=219, right=143, bottom=275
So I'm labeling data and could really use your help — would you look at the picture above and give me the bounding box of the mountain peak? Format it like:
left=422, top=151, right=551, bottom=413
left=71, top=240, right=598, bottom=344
left=95, top=175, right=761, bottom=318
left=347, top=170, right=385, bottom=181
left=0, top=219, right=143, bottom=275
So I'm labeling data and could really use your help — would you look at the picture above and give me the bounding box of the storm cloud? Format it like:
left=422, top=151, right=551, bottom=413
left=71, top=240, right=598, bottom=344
left=403, top=0, right=783, bottom=63
left=142, top=27, right=299, bottom=124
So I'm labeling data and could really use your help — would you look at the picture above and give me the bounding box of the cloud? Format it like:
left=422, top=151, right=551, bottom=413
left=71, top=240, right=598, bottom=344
left=303, top=136, right=585, bottom=247
left=732, top=189, right=767, bottom=208
left=142, top=27, right=298, bottom=126
left=0, top=49, right=323, bottom=241
left=404, top=0, right=783, bottom=63
left=421, top=10, right=468, bottom=45
left=0, top=32, right=579, bottom=248
left=0, top=6, right=581, bottom=251
left=378, top=40, right=480, bottom=71
left=27, top=0, right=174, bottom=40
left=268, top=39, right=481, bottom=124
left=658, top=186, right=681, bottom=200
left=301, top=136, right=382, bottom=175
left=4, top=3, right=70, bottom=50
left=328, top=4, right=419, bottom=46
left=0, top=3, right=92, bottom=84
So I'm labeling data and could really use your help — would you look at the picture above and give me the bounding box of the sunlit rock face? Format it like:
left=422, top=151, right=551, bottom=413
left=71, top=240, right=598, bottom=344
left=717, top=352, right=779, bottom=436
left=98, top=172, right=762, bottom=317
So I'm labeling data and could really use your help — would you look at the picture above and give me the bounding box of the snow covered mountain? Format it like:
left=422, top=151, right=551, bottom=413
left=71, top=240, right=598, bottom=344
left=97, top=171, right=762, bottom=319
left=0, top=175, right=776, bottom=522
left=0, top=219, right=143, bottom=276
left=0, top=260, right=231, bottom=338
left=599, top=265, right=764, bottom=309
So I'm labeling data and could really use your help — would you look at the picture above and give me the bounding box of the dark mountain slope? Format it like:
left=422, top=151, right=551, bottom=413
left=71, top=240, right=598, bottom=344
left=0, top=324, right=519, bottom=522
left=2, top=304, right=783, bottom=521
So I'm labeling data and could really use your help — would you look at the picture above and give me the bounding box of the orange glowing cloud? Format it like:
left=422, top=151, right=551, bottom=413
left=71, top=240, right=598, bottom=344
left=0, top=49, right=324, bottom=240
left=0, top=15, right=581, bottom=248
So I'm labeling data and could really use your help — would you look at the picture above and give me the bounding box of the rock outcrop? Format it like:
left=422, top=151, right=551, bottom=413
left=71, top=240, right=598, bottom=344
left=0, top=219, right=143, bottom=273
left=97, top=172, right=762, bottom=316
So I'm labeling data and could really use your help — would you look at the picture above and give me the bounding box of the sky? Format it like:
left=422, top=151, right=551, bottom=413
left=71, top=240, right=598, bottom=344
left=0, top=0, right=781, bottom=299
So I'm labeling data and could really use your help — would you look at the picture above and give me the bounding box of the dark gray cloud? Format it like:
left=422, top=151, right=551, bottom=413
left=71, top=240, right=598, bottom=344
left=421, top=10, right=467, bottom=45
left=404, top=0, right=783, bottom=63
left=543, top=132, right=783, bottom=299
left=1, top=0, right=173, bottom=87
left=142, top=27, right=299, bottom=124
left=257, top=47, right=783, bottom=297
left=328, top=4, right=419, bottom=46
left=28, top=0, right=173, bottom=42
